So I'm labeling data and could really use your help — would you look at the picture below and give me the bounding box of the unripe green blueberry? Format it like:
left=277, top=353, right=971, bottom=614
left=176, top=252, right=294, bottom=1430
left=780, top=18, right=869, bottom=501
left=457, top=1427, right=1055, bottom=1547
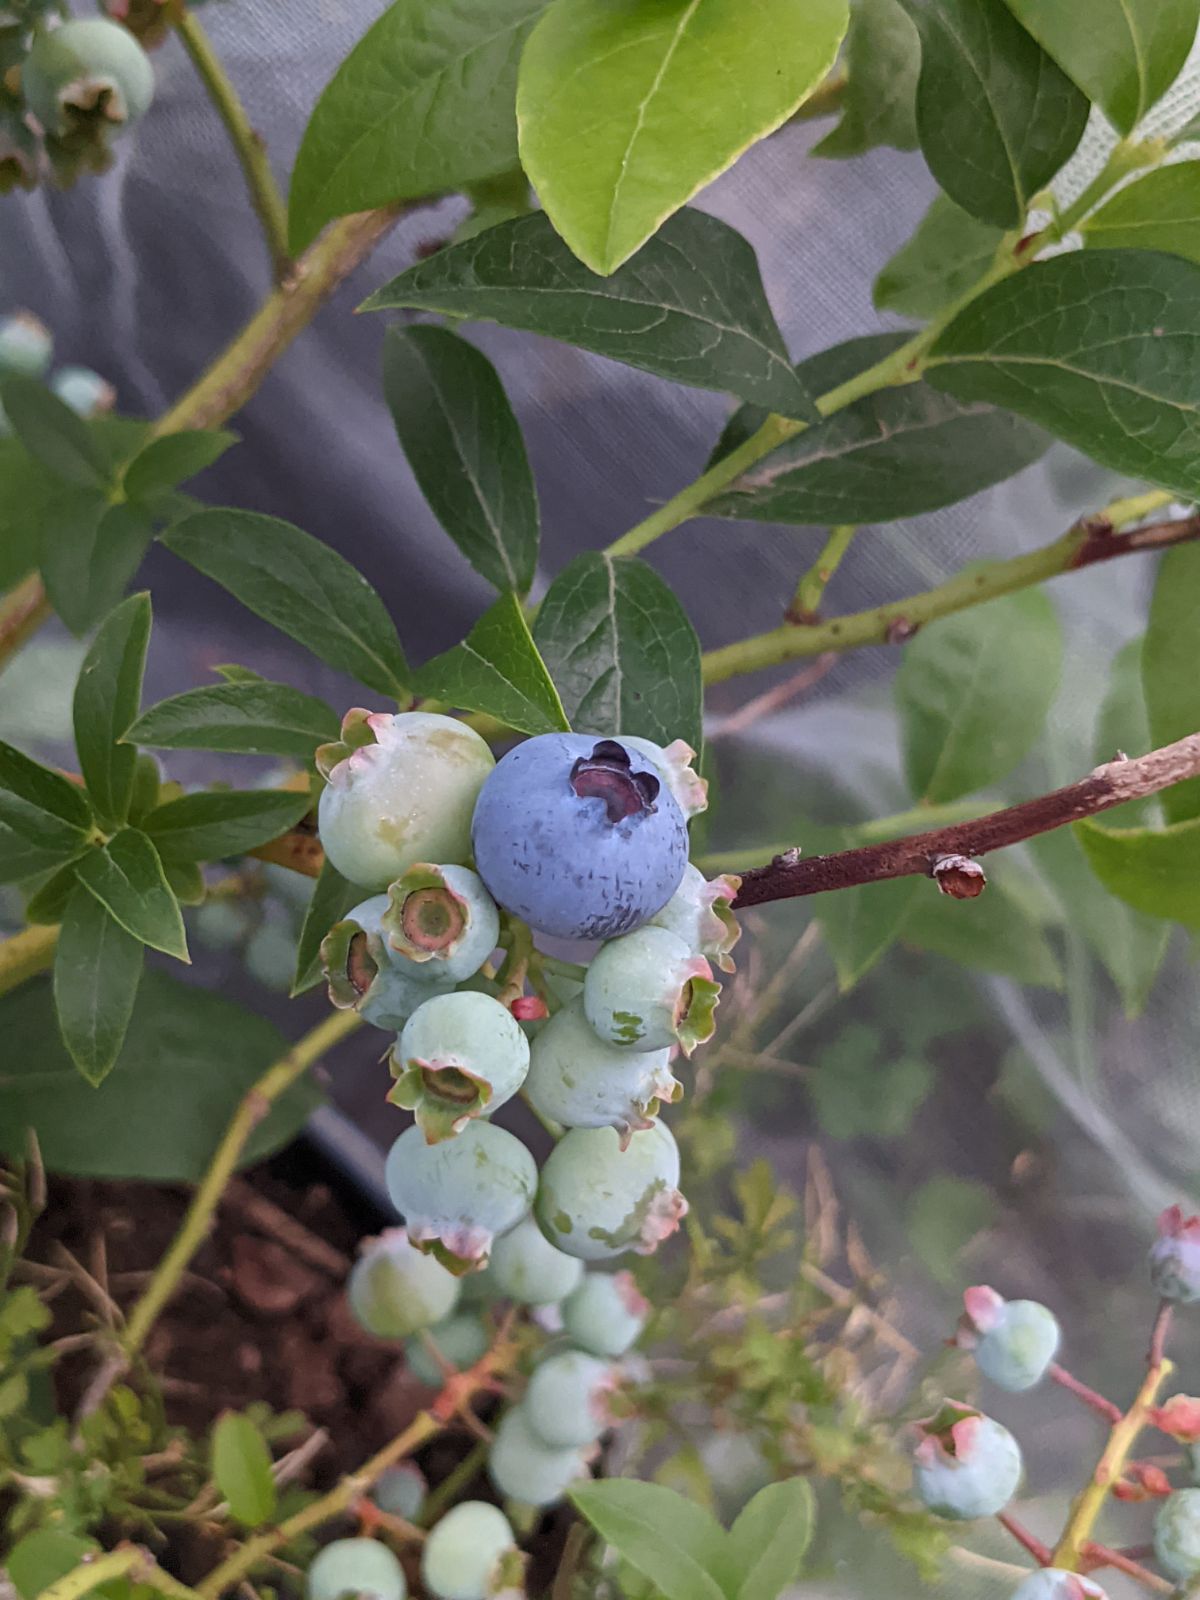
left=649, top=863, right=741, bottom=973
left=535, top=1121, right=687, bottom=1262
left=583, top=926, right=719, bottom=1055
left=322, top=896, right=453, bottom=1031
left=1011, top=1573, right=1108, bottom=1599
left=487, top=1215, right=583, bottom=1306
left=389, top=990, right=529, bottom=1143
left=50, top=365, right=115, bottom=418
left=191, top=897, right=251, bottom=951
left=561, top=1270, right=649, bottom=1357
left=385, top=1121, right=537, bottom=1274
left=912, top=1402, right=1022, bottom=1520
left=487, top=1403, right=588, bottom=1507
left=372, top=1464, right=426, bottom=1521
left=525, top=997, right=680, bottom=1140
left=617, top=735, right=708, bottom=819
left=959, top=1287, right=1060, bottom=1393
left=0, top=313, right=52, bottom=378
left=1156, top=1487, right=1200, bottom=1582
left=403, top=1312, right=490, bottom=1388
left=23, top=19, right=155, bottom=137
left=382, top=863, right=499, bottom=983
left=317, top=711, right=494, bottom=890
left=306, top=1538, right=406, bottom=1600
left=347, top=1228, right=460, bottom=1339
left=524, top=1350, right=617, bottom=1448
left=421, top=1501, right=519, bottom=1600
left=1150, top=1206, right=1200, bottom=1304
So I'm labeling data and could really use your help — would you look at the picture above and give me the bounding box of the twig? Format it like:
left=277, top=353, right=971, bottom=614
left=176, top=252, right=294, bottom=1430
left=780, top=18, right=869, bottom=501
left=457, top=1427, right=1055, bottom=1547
left=1080, top=1541, right=1174, bottom=1593
left=1048, top=1363, right=1123, bottom=1425
left=788, top=524, right=857, bottom=621
left=121, top=1009, right=361, bottom=1358
left=415, top=1440, right=489, bottom=1528
left=733, top=733, right=1200, bottom=908
left=712, top=653, right=839, bottom=739
left=35, top=1545, right=203, bottom=1600
left=997, top=1512, right=1053, bottom=1565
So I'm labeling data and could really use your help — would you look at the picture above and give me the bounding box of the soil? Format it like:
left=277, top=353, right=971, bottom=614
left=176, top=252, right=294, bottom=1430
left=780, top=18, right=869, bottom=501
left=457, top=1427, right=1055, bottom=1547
left=22, top=1139, right=571, bottom=1588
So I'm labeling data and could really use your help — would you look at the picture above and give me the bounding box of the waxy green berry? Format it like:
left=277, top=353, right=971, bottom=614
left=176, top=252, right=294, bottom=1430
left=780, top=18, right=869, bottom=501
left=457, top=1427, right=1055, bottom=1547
left=487, top=1215, right=584, bottom=1306
left=617, top=735, right=708, bottom=819
left=421, top=1502, right=520, bottom=1600
left=404, top=1311, right=490, bottom=1388
left=487, top=1403, right=588, bottom=1507
left=385, top=1120, right=538, bottom=1274
left=23, top=19, right=155, bottom=138
left=0, top=313, right=52, bottom=378
left=372, top=1464, right=426, bottom=1521
left=959, top=1286, right=1061, bottom=1392
left=561, top=1270, right=649, bottom=1357
left=381, top=862, right=499, bottom=983
left=1156, top=1487, right=1200, bottom=1582
left=50, top=365, right=115, bottom=418
left=306, top=1538, right=406, bottom=1600
left=389, top=990, right=530, bottom=1142
left=1150, top=1206, right=1200, bottom=1304
left=1011, top=1573, right=1108, bottom=1599
left=649, top=863, right=741, bottom=973
left=535, top=1121, right=687, bottom=1262
left=912, top=1402, right=1022, bottom=1520
left=346, top=1228, right=460, bottom=1340
left=322, top=896, right=452, bottom=1031
left=524, top=1350, right=616, bottom=1449
left=584, top=926, right=720, bottom=1055
left=318, top=710, right=494, bottom=891
left=525, top=997, right=680, bottom=1140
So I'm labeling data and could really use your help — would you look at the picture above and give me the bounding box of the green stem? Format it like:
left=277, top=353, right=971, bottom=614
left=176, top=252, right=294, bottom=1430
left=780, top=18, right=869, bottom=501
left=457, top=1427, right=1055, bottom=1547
left=790, top=524, right=856, bottom=619
left=1044, top=137, right=1167, bottom=244
left=35, top=1547, right=203, bottom=1600
left=0, top=922, right=59, bottom=997
left=415, top=1440, right=489, bottom=1527
left=121, top=1009, right=361, bottom=1358
left=173, top=10, right=291, bottom=283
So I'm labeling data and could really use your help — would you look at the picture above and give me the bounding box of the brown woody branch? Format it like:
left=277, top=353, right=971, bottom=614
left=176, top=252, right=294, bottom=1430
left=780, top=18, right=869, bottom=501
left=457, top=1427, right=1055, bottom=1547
left=733, top=733, right=1200, bottom=909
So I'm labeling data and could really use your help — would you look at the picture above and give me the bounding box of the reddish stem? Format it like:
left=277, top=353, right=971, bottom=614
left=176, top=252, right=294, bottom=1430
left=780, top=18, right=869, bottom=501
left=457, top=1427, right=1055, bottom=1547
left=997, top=1512, right=1053, bottom=1566
left=1079, top=1541, right=1174, bottom=1593
left=1048, top=1363, right=1124, bottom=1425
left=1149, top=1300, right=1174, bottom=1369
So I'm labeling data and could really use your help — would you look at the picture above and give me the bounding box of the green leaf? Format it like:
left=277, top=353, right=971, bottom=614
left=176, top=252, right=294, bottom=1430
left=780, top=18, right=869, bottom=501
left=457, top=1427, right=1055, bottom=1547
left=0, top=737, right=92, bottom=852
left=897, top=0, right=1088, bottom=227
left=162, top=509, right=409, bottom=697
left=873, top=195, right=1006, bottom=320
left=292, top=858, right=359, bottom=996
left=73, top=591, right=152, bottom=829
left=895, top=589, right=1062, bottom=803
left=40, top=493, right=154, bottom=635
left=1097, top=636, right=1157, bottom=826
left=568, top=1480, right=728, bottom=1600
left=140, top=788, right=313, bottom=864
left=903, top=882, right=1065, bottom=987
left=1083, top=164, right=1200, bottom=267
left=211, top=1412, right=278, bottom=1528
left=165, top=858, right=206, bottom=905
left=126, top=681, right=339, bottom=759
left=416, top=592, right=569, bottom=735
left=6, top=1530, right=98, bottom=1600
left=382, top=324, right=539, bottom=593
left=0, top=439, right=59, bottom=590
left=287, top=0, right=548, bottom=254
left=533, top=553, right=702, bottom=751
left=927, top=250, right=1200, bottom=500
left=1144, top=548, right=1200, bottom=823
left=907, top=1176, right=995, bottom=1287
left=812, top=1022, right=933, bottom=1137
left=818, top=878, right=923, bottom=990
left=122, top=429, right=238, bottom=500
left=53, top=884, right=145, bottom=1085
left=1077, top=813, right=1200, bottom=926
left=1001, top=0, right=1199, bottom=135
left=363, top=209, right=813, bottom=418
left=24, top=861, right=81, bottom=925
left=0, top=970, right=321, bottom=1180
left=706, top=332, right=1049, bottom=526
left=517, top=0, right=848, bottom=274
left=0, top=375, right=107, bottom=487
left=813, top=0, right=920, bottom=159
left=0, top=824, right=84, bottom=887
left=726, top=1478, right=815, bottom=1600
left=75, top=828, right=189, bottom=960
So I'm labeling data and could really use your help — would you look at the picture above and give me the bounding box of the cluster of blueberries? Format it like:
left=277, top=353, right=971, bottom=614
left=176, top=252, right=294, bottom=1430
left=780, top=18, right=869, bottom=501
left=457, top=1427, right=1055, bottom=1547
left=911, top=1208, right=1200, bottom=1598
left=311, top=710, right=738, bottom=1567
left=0, top=311, right=116, bottom=426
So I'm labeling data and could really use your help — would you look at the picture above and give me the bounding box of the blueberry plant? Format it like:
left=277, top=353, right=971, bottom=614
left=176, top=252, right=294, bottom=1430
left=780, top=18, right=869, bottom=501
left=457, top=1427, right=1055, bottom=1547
left=4, top=0, right=1200, bottom=1598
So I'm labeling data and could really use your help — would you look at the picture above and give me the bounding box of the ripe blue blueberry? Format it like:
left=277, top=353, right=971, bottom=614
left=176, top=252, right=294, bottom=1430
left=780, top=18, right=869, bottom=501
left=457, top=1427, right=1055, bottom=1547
left=382, top=863, right=499, bottom=983
left=584, top=926, right=720, bottom=1055
left=389, top=990, right=530, bottom=1143
left=487, top=1403, right=588, bottom=1507
left=470, top=734, right=688, bottom=940
left=958, top=1286, right=1061, bottom=1393
left=346, top=1228, right=460, bottom=1339
left=535, top=1121, right=687, bottom=1262
left=404, top=1311, right=490, bottom=1388
left=649, top=863, right=742, bottom=973
left=321, top=896, right=453, bottom=1031
left=1156, top=1488, right=1200, bottom=1581
left=385, top=1120, right=538, bottom=1274
left=912, top=1402, right=1022, bottom=1520
left=50, top=366, right=116, bottom=418
left=487, top=1215, right=584, bottom=1306
left=421, top=1501, right=520, bottom=1600
left=0, top=313, right=52, bottom=378
left=372, top=1463, right=426, bottom=1521
left=525, top=997, right=680, bottom=1140
left=318, top=711, right=495, bottom=891
left=616, top=735, right=708, bottom=819
left=306, top=1538, right=406, bottom=1600
left=1011, top=1574, right=1108, bottom=1600
left=1150, top=1206, right=1200, bottom=1304
left=524, top=1350, right=617, bottom=1449
left=22, top=19, right=155, bottom=138
left=561, top=1270, right=649, bottom=1357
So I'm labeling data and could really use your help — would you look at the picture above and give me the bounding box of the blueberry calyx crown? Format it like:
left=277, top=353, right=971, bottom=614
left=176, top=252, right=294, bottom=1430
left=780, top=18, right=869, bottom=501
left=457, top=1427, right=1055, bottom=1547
left=570, top=739, right=659, bottom=823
